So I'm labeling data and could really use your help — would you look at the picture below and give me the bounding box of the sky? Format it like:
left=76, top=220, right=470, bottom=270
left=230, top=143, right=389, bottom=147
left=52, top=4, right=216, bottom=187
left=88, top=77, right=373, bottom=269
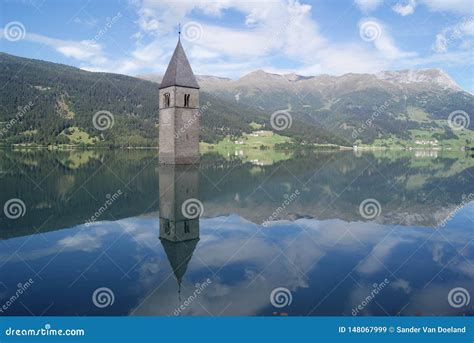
left=0, top=0, right=473, bottom=91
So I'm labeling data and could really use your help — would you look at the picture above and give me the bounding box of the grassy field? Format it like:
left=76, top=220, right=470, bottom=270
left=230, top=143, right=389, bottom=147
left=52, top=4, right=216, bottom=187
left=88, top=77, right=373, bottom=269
left=201, top=130, right=294, bottom=165
left=59, top=126, right=99, bottom=145
left=366, top=124, right=473, bottom=150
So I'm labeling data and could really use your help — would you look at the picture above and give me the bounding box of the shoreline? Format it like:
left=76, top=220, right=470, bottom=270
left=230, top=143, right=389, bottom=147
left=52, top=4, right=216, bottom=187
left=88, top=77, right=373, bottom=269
left=0, top=144, right=470, bottom=153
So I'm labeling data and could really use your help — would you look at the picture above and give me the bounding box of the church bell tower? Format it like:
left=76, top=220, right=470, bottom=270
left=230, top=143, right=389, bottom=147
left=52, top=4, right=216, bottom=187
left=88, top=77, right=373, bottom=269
left=159, top=38, right=200, bottom=164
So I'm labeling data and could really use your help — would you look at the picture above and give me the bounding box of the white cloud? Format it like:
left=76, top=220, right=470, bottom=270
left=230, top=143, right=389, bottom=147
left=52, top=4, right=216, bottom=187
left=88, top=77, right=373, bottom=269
left=127, top=0, right=396, bottom=77
left=392, top=0, right=417, bottom=16
left=432, top=17, right=474, bottom=53
left=358, top=18, right=417, bottom=60
left=420, top=0, right=474, bottom=14
left=24, top=32, right=108, bottom=65
left=4, top=0, right=469, bottom=79
left=354, top=0, right=383, bottom=12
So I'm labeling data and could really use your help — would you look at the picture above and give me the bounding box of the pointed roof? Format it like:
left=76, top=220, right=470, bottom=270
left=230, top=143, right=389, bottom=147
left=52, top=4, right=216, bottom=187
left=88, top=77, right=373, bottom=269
left=160, top=40, right=200, bottom=89
left=161, top=238, right=199, bottom=292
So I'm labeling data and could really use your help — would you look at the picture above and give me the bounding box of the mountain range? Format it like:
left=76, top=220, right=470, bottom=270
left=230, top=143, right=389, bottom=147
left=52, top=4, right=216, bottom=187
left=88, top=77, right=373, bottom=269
left=0, top=52, right=472, bottom=147
left=141, top=68, right=473, bottom=146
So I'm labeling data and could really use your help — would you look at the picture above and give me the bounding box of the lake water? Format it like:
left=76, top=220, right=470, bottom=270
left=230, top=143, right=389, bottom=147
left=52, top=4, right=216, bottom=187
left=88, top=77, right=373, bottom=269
left=0, top=149, right=473, bottom=316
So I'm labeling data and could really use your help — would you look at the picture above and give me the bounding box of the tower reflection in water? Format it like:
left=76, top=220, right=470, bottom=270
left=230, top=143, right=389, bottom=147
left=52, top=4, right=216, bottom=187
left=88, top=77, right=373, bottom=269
left=158, top=165, right=200, bottom=296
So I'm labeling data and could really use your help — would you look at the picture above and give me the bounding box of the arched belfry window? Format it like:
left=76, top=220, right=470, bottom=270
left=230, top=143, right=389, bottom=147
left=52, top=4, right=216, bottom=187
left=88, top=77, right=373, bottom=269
left=163, top=93, right=170, bottom=107
left=184, top=94, right=190, bottom=107
left=184, top=221, right=190, bottom=234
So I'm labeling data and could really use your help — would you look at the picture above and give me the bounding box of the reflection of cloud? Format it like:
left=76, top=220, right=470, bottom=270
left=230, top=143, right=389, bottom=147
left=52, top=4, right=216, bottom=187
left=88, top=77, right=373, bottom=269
left=131, top=212, right=473, bottom=315
left=402, top=283, right=473, bottom=316
left=0, top=221, right=116, bottom=262
left=1, top=204, right=472, bottom=316
left=391, top=279, right=412, bottom=294
left=356, top=238, right=403, bottom=275
left=450, top=259, right=474, bottom=278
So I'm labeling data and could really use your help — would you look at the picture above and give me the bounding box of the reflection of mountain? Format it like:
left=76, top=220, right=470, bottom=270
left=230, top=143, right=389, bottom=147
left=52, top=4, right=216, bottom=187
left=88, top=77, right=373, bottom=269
left=132, top=207, right=474, bottom=316
left=158, top=165, right=200, bottom=293
left=1, top=150, right=473, bottom=241
left=0, top=190, right=472, bottom=316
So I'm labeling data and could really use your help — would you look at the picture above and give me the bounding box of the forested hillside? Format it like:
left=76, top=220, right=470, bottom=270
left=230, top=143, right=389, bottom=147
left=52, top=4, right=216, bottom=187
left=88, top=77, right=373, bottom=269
left=2, top=53, right=471, bottom=148
left=0, top=53, right=344, bottom=147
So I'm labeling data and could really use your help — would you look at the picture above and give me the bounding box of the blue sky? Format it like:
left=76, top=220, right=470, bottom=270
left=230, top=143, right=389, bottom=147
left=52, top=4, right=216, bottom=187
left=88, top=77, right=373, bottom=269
left=0, top=0, right=473, bottom=91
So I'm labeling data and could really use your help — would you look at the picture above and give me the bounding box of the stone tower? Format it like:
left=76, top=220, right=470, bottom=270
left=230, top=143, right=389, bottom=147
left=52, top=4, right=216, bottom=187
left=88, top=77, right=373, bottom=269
left=158, top=164, right=200, bottom=242
left=159, top=39, right=200, bottom=164
left=158, top=164, right=200, bottom=294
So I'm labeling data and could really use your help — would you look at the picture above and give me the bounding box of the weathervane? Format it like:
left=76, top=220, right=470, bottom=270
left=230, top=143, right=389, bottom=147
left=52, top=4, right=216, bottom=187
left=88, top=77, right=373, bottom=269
left=178, top=23, right=181, bottom=40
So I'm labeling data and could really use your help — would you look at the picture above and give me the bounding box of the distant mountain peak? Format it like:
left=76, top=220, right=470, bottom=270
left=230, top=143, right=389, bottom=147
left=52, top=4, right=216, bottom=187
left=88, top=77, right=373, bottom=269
left=376, top=68, right=462, bottom=91
left=139, top=67, right=464, bottom=92
left=240, top=69, right=279, bottom=80
left=239, top=70, right=309, bottom=83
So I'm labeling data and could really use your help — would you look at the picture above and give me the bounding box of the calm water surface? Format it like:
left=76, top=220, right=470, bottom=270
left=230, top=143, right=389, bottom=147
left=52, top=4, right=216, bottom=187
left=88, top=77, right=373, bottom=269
left=0, top=149, right=473, bottom=316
